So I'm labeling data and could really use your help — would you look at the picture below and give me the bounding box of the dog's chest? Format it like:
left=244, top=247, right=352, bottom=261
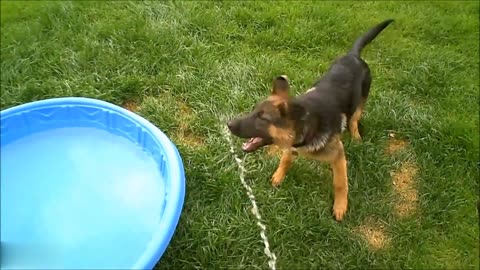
left=292, top=133, right=330, bottom=153
left=292, top=135, right=341, bottom=161
left=292, top=113, right=346, bottom=153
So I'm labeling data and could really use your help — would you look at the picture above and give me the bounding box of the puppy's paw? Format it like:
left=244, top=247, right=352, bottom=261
left=270, top=170, right=285, bottom=187
left=333, top=200, right=348, bottom=221
left=351, top=133, right=362, bottom=142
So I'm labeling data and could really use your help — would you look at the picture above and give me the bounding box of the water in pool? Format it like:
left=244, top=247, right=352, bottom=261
left=1, top=127, right=166, bottom=269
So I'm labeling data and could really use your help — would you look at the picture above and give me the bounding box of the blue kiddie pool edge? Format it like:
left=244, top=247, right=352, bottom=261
left=0, top=97, right=186, bottom=269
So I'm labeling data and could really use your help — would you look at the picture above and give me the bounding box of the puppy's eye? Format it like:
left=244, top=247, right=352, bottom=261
left=257, top=111, right=270, bottom=122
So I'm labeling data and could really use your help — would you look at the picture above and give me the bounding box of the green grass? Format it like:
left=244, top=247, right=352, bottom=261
left=1, top=1, right=479, bottom=269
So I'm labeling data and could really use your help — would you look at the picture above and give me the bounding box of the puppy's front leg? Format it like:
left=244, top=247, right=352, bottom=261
left=271, top=149, right=294, bottom=187
left=330, top=144, right=348, bottom=221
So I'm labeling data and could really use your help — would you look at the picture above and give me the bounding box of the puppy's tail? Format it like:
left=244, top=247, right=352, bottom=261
left=349, top=19, right=394, bottom=56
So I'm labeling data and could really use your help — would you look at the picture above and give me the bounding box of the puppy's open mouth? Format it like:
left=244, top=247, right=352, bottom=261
left=242, top=137, right=267, bottom=152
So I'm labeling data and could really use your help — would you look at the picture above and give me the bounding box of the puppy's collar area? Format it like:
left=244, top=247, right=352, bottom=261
left=291, top=112, right=315, bottom=148
left=292, top=127, right=315, bottom=148
left=291, top=112, right=330, bottom=151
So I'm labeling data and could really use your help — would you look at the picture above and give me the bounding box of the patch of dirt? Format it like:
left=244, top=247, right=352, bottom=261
left=122, top=100, right=139, bottom=112
left=355, top=218, right=390, bottom=250
left=392, top=161, right=419, bottom=217
left=385, top=135, right=409, bottom=155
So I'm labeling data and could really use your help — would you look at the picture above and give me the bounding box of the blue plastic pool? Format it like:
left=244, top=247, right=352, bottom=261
left=0, top=97, right=185, bottom=269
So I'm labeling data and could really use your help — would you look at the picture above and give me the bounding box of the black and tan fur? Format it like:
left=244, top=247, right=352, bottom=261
left=227, top=19, right=394, bottom=221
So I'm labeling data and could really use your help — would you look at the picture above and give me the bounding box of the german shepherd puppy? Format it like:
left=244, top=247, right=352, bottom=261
left=227, top=19, right=394, bottom=221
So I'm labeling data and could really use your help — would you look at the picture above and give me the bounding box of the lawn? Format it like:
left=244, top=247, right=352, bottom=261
left=1, top=1, right=479, bottom=269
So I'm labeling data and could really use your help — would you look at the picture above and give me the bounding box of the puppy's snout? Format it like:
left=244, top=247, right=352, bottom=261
left=227, top=119, right=240, bottom=134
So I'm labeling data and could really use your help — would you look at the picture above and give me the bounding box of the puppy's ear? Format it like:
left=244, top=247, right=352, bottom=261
left=271, top=75, right=290, bottom=98
left=288, top=101, right=306, bottom=121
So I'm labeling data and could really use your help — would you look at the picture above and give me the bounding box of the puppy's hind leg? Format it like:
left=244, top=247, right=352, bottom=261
left=348, top=99, right=365, bottom=141
left=349, top=72, right=371, bottom=141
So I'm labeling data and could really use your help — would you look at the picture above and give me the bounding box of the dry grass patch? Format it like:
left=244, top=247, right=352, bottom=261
left=355, top=217, right=390, bottom=250
left=176, top=123, right=204, bottom=148
left=171, top=98, right=204, bottom=148
left=385, top=132, right=409, bottom=155
left=392, top=161, right=419, bottom=217
left=386, top=138, right=409, bottom=155
left=137, top=94, right=205, bottom=148
left=122, top=100, right=139, bottom=112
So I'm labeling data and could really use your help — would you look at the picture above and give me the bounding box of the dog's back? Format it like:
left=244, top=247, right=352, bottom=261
left=301, top=19, right=394, bottom=122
